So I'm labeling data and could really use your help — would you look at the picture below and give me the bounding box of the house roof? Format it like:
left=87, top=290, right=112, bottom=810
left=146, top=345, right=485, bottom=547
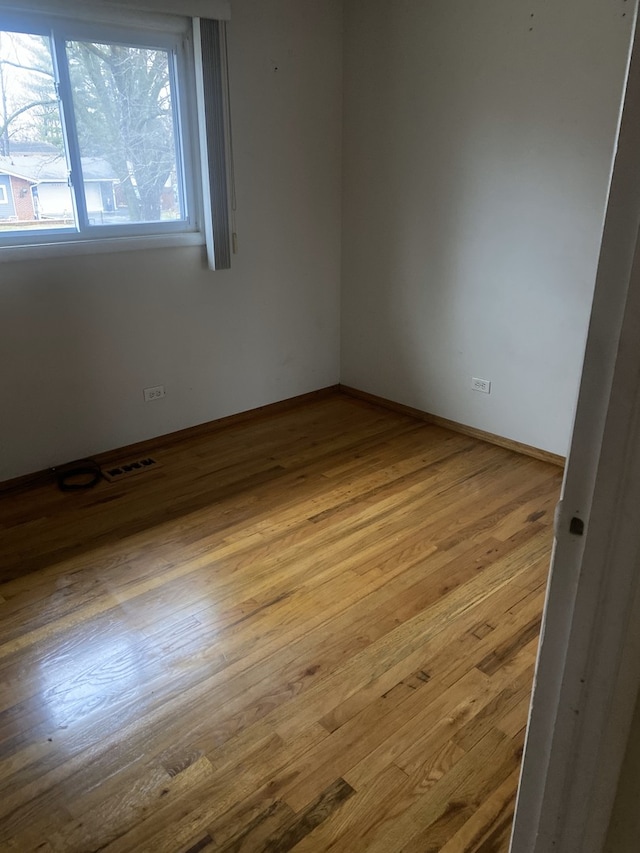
left=0, top=149, right=117, bottom=184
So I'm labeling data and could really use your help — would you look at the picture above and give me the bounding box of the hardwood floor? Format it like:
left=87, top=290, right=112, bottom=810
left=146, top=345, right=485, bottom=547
left=0, top=393, right=562, bottom=852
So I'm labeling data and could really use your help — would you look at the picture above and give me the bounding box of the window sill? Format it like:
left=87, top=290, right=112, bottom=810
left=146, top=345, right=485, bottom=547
left=0, top=230, right=205, bottom=264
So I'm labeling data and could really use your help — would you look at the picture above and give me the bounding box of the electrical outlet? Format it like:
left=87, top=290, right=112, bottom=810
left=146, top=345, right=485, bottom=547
left=471, top=377, right=491, bottom=394
left=143, top=385, right=165, bottom=402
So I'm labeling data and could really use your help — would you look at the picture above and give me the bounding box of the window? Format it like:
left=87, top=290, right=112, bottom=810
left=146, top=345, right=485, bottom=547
left=0, top=10, right=217, bottom=256
left=0, top=184, right=7, bottom=203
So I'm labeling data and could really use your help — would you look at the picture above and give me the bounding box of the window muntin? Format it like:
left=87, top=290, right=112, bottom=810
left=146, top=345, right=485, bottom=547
left=0, top=15, right=197, bottom=246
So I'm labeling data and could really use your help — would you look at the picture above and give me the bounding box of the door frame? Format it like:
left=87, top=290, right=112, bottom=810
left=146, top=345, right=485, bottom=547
left=510, top=5, right=640, bottom=850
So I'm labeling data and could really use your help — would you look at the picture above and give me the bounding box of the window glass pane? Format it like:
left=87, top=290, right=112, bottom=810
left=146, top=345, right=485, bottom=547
left=66, top=41, right=184, bottom=226
left=0, top=31, right=76, bottom=232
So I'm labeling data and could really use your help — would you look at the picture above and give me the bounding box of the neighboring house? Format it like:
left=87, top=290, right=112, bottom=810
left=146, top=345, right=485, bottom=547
left=0, top=142, right=117, bottom=224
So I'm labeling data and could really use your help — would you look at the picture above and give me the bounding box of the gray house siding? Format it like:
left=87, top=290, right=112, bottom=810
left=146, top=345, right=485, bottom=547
left=0, top=174, right=16, bottom=219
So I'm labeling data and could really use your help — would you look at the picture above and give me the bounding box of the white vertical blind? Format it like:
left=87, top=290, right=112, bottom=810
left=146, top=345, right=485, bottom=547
left=194, top=17, right=232, bottom=270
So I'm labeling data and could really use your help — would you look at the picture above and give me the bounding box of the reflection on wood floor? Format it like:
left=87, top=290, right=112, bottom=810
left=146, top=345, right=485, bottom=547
left=0, top=392, right=562, bottom=852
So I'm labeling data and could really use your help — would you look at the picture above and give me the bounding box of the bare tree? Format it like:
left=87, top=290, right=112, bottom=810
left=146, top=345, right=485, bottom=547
left=0, top=32, right=59, bottom=156
left=67, top=42, right=176, bottom=221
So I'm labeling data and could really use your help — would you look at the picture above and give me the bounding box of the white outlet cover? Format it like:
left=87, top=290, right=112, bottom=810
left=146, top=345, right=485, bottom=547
left=472, top=377, right=491, bottom=394
left=143, top=385, right=166, bottom=402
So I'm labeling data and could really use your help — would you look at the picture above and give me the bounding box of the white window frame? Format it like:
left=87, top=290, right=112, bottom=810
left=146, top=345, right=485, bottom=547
left=0, top=9, right=205, bottom=259
left=0, top=184, right=8, bottom=204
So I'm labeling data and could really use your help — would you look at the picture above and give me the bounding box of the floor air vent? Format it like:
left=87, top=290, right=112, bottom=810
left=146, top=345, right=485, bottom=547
left=103, top=457, right=161, bottom=482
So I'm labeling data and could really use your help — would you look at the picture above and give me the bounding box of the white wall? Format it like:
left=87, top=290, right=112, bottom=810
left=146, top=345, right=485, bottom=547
left=0, top=0, right=342, bottom=482
left=341, top=0, right=634, bottom=456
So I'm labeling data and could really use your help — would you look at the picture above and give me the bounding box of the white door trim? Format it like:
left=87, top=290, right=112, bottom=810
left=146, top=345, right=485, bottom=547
left=510, top=5, right=640, bottom=850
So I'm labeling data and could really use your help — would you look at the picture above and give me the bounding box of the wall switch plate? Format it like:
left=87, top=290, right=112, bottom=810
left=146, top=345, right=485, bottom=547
left=471, top=377, right=491, bottom=394
left=143, top=385, right=166, bottom=402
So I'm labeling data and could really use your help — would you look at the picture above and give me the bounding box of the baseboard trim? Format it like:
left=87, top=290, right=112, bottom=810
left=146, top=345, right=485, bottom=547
left=0, top=385, right=341, bottom=494
left=339, top=385, right=566, bottom=468
left=2, top=382, right=564, bottom=493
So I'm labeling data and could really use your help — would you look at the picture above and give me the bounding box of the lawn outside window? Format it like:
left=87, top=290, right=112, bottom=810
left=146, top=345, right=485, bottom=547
left=0, top=10, right=203, bottom=255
